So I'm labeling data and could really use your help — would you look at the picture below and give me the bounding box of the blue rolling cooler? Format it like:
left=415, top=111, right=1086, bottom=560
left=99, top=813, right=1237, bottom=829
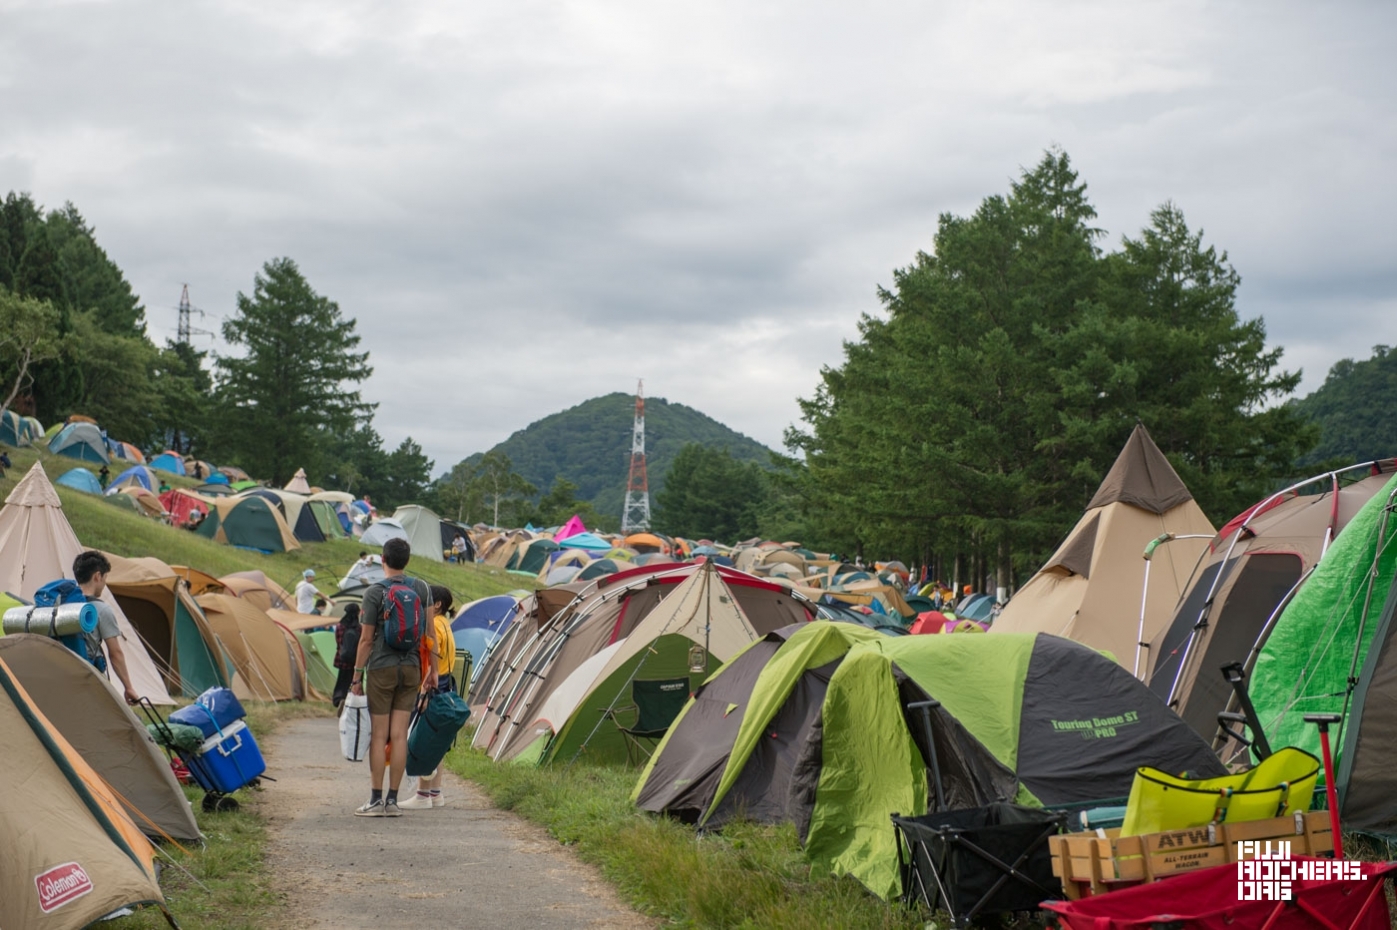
left=191, top=719, right=266, bottom=794
left=139, top=690, right=267, bottom=812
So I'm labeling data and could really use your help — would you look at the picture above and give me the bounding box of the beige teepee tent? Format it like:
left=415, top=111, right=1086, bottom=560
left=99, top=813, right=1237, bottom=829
left=283, top=467, right=312, bottom=494
left=0, top=463, right=173, bottom=703
left=992, top=424, right=1215, bottom=675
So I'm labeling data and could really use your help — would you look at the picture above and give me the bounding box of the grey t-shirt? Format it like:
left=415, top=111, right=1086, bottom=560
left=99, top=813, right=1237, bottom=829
left=360, top=576, right=432, bottom=671
left=84, top=598, right=120, bottom=668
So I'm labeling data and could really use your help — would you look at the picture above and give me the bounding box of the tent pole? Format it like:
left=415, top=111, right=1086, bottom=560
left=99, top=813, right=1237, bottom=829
left=907, top=699, right=945, bottom=811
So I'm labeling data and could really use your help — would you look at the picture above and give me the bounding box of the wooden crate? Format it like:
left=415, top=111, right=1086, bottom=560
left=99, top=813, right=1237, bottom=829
left=1048, top=810, right=1334, bottom=899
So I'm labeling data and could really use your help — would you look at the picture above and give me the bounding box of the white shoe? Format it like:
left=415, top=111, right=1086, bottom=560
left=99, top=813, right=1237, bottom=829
left=432, top=793, right=445, bottom=808
left=397, top=792, right=435, bottom=810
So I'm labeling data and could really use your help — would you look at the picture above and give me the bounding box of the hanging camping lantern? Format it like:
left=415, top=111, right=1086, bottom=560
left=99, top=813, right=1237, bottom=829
left=688, top=642, right=707, bottom=673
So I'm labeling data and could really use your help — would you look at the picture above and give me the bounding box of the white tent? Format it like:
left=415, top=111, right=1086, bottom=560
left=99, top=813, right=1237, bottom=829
left=360, top=517, right=408, bottom=548
left=283, top=468, right=312, bottom=493
left=0, top=463, right=173, bottom=703
left=393, top=504, right=446, bottom=563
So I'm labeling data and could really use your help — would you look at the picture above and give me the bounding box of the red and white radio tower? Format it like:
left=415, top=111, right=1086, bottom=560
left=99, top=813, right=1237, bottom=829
left=621, top=379, right=651, bottom=532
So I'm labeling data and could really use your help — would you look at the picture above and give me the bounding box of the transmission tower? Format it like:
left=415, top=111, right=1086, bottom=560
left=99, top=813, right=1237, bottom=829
left=176, top=285, right=214, bottom=344
left=621, top=379, right=651, bottom=533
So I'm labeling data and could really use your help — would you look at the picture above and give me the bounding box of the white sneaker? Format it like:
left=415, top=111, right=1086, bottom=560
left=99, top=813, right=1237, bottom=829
left=397, top=792, right=435, bottom=810
left=431, top=793, right=446, bottom=808
left=354, top=798, right=386, bottom=817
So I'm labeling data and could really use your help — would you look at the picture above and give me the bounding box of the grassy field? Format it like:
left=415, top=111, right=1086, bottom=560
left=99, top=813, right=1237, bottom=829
left=0, top=443, right=523, bottom=604
left=444, top=742, right=924, bottom=930
left=106, top=701, right=335, bottom=930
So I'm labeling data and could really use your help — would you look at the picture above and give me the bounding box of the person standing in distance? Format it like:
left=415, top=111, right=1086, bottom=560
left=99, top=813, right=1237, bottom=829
left=295, top=569, right=320, bottom=614
left=73, top=551, right=140, bottom=704
left=349, top=537, right=435, bottom=817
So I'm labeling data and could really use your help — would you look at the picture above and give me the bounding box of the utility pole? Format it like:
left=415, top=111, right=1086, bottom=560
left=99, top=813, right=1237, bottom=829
left=621, top=379, right=651, bottom=533
left=177, top=284, right=192, bottom=343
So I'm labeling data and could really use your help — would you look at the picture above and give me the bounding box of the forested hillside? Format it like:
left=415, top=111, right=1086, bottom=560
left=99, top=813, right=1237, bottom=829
left=459, top=393, right=774, bottom=520
left=1292, top=344, right=1397, bottom=465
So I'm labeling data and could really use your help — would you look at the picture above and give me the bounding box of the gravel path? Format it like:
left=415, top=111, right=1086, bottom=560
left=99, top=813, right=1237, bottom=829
left=260, top=716, right=652, bottom=929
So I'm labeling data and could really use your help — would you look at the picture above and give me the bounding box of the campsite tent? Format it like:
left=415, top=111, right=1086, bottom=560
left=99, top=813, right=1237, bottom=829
left=0, top=408, right=29, bottom=445
left=509, top=538, right=560, bottom=574
left=525, top=564, right=797, bottom=766
left=554, top=514, right=587, bottom=541
left=472, top=563, right=814, bottom=763
left=1249, top=471, right=1397, bottom=772
left=108, top=440, right=146, bottom=464
left=635, top=621, right=885, bottom=827
left=393, top=504, right=447, bottom=562
left=197, top=594, right=312, bottom=701
left=360, top=517, right=408, bottom=548
left=197, top=494, right=301, bottom=552
left=161, top=488, right=211, bottom=527
left=284, top=468, right=311, bottom=493
left=1148, top=461, right=1397, bottom=740
left=55, top=467, right=102, bottom=495
left=799, top=632, right=1227, bottom=898
left=105, top=554, right=231, bottom=697
left=48, top=421, right=110, bottom=464
left=0, top=463, right=171, bottom=703
left=554, top=531, right=611, bottom=552
left=0, top=654, right=171, bottom=928
left=993, top=423, right=1215, bottom=673
left=108, top=465, right=157, bottom=493
left=148, top=451, right=185, bottom=475
left=0, top=634, right=200, bottom=841
left=116, top=486, right=167, bottom=519
left=218, top=571, right=294, bottom=612
left=450, top=595, right=519, bottom=668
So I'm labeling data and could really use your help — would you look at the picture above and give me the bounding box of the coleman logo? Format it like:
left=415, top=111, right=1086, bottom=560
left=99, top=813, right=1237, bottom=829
left=35, top=861, right=94, bottom=913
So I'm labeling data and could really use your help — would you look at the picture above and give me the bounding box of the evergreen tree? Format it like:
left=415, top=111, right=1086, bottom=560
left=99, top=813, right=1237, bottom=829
left=655, top=444, right=766, bottom=542
left=1292, top=345, right=1397, bottom=465
left=213, top=258, right=373, bottom=484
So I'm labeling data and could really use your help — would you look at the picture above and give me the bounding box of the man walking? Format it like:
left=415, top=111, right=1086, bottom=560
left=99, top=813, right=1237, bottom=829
left=349, top=537, right=434, bottom=817
left=73, top=551, right=140, bottom=704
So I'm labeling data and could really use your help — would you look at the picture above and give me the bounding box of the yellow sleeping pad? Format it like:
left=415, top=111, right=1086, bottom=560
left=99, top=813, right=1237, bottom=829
left=1121, top=746, right=1320, bottom=837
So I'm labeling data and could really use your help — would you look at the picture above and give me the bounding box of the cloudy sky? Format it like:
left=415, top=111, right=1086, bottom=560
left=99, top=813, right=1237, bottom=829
left=3, top=0, right=1394, bottom=474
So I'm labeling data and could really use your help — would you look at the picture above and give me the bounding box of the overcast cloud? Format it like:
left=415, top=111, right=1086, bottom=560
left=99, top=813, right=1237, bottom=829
left=2, top=0, right=1394, bottom=474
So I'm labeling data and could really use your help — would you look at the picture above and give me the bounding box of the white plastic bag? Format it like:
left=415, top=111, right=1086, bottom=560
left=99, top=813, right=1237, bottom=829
left=339, top=693, right=371, bottom=762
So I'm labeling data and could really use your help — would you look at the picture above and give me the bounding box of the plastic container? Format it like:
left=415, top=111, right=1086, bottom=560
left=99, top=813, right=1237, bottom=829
left=192, top=720, right=266, bottom=793
left=170, top=687, right=247, bottom=738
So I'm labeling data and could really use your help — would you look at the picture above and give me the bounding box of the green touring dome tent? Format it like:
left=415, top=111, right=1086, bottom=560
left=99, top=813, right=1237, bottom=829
left=48, top=421, right=110, bottom=464
left=634, top=620, right=885, bottom=827
left=798, top=633, right=1226, bottom=898
left=508, top=537, right=559, bottom=575
left=1250, top=472, right=1397, bottom=794
left=198, top=494, right=301, bottom=552
left=0, top=634, right=200, bottom=842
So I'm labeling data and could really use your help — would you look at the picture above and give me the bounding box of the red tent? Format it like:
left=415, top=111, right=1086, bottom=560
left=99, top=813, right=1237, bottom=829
left=160, top=489, right=209, bottom=527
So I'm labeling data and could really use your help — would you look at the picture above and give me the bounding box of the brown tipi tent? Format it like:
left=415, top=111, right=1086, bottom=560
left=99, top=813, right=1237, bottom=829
left=283, top=467, right=311, bottom=494
left=992, top=424, right=1215, bottom=674
left=0, top=653, right=171, bottom=928
left=0, top=463, right=171, bottom=703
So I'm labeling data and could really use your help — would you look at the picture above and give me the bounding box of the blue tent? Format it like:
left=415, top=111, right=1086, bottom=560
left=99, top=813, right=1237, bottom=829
left=55, top=467, right=103, bottom=494
left=451, top=627, right=499, bottom=681
left=553, top=531, right=612, bottom=551
left=0, top=409, right=26, bottom=446
left=108, top=465, right=156, bottom=493
left=49, top=422, right=110, bottom=464
left=149, top=452, right=186, bottom=475
left=450, top=595, right=517, bottom=636
left=205, top=472, right=230, bottom=485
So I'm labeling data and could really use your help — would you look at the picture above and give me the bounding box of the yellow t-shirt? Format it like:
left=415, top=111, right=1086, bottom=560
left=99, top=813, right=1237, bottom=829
left=431, top=614, right=454, bottom=677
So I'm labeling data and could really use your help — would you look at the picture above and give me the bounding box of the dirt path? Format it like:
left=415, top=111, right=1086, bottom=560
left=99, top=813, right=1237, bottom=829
left=260, top=716, right=653, bottom=929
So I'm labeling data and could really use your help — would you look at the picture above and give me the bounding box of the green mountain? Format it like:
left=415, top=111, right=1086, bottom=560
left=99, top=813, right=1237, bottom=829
left=467, top=393, right=776, bottom=523
left=1292, top=344, right=1397, bottom=466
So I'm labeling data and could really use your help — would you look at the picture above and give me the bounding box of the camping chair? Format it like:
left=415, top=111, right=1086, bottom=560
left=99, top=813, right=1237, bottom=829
left=603, top=677, right=690, bottom=766
left=452, top=649, right=473, bottom=698
left=892, top=804, right=1066, bottom=927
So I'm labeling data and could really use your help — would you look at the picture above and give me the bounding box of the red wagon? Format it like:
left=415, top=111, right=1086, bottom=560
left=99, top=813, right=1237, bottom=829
left=1043, top=857, right=1397, bottom=930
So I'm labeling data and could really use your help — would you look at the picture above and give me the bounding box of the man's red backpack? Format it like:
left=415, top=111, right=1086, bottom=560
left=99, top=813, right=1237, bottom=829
left=376, top=578, right=426, bottom=653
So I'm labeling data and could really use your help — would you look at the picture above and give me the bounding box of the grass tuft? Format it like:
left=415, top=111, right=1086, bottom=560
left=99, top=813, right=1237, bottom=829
left=445, top=742, right=924, bottom=930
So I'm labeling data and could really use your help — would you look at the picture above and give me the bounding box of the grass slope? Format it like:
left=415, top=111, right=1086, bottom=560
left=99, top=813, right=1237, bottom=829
left=1, top=444, right=523, bottom=604
left=445, top=743, right=922, bottom=930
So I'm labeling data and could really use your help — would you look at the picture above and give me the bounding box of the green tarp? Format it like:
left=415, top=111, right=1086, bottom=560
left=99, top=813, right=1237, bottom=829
left=1250, top=472, right=1397, bottom=758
